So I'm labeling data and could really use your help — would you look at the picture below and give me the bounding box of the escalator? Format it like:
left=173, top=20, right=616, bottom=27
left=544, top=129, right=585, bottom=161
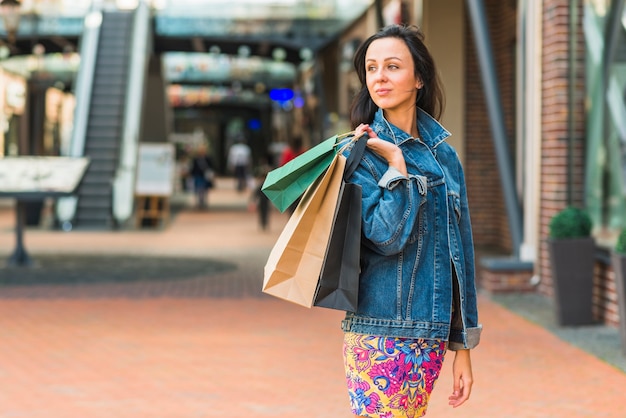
left=71, top=10, right=134, bottom=229
left=57, top=3, right=150, bottom=231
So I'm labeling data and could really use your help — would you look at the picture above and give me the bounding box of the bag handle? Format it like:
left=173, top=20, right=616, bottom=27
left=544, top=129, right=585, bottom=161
left=344, top=133, right=367, bottom=180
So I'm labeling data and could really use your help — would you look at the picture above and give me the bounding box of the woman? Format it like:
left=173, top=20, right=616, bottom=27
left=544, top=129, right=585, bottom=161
left=341, top=24, right=482, bottom=417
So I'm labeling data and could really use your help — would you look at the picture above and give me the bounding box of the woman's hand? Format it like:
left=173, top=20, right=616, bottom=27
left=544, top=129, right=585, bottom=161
left=354, top=124, right=407, bottom=177
left=448, top=349, right=473, bottom=408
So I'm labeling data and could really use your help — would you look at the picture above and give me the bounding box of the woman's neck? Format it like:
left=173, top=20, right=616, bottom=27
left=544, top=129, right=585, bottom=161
left=383, top=108, right=419, bottom=138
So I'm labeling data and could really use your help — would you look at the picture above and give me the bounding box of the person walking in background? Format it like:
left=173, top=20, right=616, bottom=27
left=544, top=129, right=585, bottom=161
left=279, top=136, right=306, bottom=213
left=249, top=161, right=271, bottom=231
left=279, top=136, right=304, bottom=167
left=227, top=135, right=252, bottom=192
left=340, top=24, right=481, bottom=417
left=189, top=144, right=215, bottom=209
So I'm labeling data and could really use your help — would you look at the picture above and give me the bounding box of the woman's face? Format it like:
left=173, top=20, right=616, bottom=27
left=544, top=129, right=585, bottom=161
left=365, top=37, right=422, bottom=114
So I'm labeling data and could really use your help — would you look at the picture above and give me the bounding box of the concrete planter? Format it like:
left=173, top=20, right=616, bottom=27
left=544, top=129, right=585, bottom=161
left=610, top=252, right=626, bottom=355
left=548, top=237, right=596, bottom=326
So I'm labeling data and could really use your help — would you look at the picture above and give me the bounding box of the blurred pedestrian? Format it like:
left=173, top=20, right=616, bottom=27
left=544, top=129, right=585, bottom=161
left=340, top=24, right=481, bottom=417
left=280, top=136, right=306, bottom=214
left=189, top=144, right=215, bottom=209
left=250, top=162, right=271, bottom=231
left=279, top=136, right=304, bottom=166
left=227, top=136, right=252, bottom=192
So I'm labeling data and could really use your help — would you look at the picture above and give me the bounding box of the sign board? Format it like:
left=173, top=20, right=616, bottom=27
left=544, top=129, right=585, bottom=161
left=0, top=156, right=89, bottom=196
left=135, top=143, right=175, bottom=196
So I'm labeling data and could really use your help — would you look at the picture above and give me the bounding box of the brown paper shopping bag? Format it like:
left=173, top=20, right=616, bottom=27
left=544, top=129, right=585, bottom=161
left=262, top=153, right=347, bottom=307
left=314, top=134, right=368, bottom=311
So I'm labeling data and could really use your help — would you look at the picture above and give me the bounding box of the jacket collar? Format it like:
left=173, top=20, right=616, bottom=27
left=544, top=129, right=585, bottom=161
left=370, top=108, right=450, bottom=149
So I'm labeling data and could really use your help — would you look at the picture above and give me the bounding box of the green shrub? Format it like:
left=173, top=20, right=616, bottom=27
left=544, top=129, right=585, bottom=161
left=548, top=206, right=592, bottom=239
left=615, top=229, right=626, bottom=254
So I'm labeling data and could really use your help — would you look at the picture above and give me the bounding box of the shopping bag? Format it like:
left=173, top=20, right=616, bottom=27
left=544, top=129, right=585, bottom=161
left=314, top=134, right=367, bottom=311
left=313, top=181, right=361, bottom=311
left=262, top=153, right=347, bottom=307
left=261, top=132, right=352, bottom=213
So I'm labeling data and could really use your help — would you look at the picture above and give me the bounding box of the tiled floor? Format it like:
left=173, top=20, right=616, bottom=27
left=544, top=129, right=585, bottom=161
left=1, top=185, right=625, bottom=417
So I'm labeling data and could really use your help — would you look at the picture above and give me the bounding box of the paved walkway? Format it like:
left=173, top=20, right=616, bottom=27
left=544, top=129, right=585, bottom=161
left=1, top=181, right=626, bottom=417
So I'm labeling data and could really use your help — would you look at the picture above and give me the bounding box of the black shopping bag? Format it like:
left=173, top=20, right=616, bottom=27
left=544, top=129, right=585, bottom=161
left=314, top=181, right=361, bottom=311
left=314, top=135, right=367, bottom=312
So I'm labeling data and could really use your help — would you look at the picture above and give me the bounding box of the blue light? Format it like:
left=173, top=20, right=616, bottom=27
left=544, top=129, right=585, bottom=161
left=293, top=96, right=305, bottom=108
left=269, top=88, right=294, bottom=102
left=247, top=118, right=261, bottom=131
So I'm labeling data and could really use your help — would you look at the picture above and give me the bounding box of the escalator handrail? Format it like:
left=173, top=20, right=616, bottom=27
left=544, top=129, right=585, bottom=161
left=112, top=0, right=151, bottom=224
left=55, top=7, right=103, bottom=229
left=68, top=10, right=102, bottom=157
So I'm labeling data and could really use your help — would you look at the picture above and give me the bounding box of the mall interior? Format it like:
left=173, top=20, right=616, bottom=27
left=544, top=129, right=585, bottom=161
left=2, top=0, right=626, bottom=341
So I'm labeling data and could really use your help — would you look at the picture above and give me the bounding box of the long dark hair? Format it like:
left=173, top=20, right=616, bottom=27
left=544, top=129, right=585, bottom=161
left=349, top=24, right=445, bottom=129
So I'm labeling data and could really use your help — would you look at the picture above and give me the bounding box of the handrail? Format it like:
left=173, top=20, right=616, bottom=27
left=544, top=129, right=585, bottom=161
left=112, top=0, right=151, bottom=225
left=55, top=8, right=102, bottom=230
left=67, top=12, right=101, bottom=158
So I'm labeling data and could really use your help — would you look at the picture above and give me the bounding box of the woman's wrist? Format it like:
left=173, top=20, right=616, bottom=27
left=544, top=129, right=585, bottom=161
left=388, top=150, right=407, bottom=177
left=454, top=349, right=471, bottom=358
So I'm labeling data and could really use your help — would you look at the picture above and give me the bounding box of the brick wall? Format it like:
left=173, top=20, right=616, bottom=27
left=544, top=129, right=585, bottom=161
left=595, top=261, right=621, bottom=327
left=537, top=1, right=621, bottom=327
left=538, top=0, right=587, bottom=296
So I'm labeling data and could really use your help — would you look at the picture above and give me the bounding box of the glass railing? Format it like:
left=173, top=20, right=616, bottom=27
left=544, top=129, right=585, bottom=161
left=153, top=0, right=372, bottom=20
left=18, top=0, right=373, bottom=18
left=1, top=0, right=374, bottom=39
left=152, top=0, right=373, bottom=41
left=163, top=52, right=296, bottom=85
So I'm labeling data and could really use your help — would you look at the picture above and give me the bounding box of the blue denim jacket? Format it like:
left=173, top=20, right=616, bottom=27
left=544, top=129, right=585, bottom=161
left=340, top=108, right=482, bottom=350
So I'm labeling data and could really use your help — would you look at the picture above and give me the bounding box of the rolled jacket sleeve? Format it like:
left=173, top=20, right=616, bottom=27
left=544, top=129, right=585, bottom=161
left=448, top=325, right=482, bottom=351
left=377, top=166, right=408, bottom=190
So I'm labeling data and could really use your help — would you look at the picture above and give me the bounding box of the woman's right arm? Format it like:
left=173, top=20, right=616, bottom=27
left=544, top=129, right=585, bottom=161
left=351, top=125, right=420, bottom=256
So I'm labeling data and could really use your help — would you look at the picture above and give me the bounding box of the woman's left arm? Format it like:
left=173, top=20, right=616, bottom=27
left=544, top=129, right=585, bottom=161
left=448, top=349, right=473, bottom=408
left=456, top=155, right=482, bottom=348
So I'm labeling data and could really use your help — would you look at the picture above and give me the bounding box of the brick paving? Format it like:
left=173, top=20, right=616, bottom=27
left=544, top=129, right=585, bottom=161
left=1, top=183, right=626, bottom=417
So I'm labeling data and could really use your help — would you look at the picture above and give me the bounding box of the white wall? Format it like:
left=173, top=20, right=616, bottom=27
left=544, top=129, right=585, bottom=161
left=422, top=0, right=466, bottom=164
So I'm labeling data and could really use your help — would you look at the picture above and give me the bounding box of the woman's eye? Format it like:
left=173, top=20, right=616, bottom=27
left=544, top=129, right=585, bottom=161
left=388, top=64, right=399, bottom=70
left=367, top=66, right=377, bottom=72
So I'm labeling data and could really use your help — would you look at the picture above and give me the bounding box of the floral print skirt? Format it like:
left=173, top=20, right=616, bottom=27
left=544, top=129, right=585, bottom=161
left=343, top=332, right=447, bottom=418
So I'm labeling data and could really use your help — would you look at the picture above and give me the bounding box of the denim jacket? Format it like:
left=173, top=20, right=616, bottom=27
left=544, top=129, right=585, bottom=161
left=340, top=108, right=482, bottom=350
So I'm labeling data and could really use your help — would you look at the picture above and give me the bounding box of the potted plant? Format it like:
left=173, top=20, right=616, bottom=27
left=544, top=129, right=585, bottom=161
left=548, top=206, right=596, bottom=326
left=610, top=229, right=626, bottom=354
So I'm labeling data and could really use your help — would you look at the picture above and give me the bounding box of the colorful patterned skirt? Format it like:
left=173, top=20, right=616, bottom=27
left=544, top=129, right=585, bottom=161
left=343, top=332, right=447, bottom=418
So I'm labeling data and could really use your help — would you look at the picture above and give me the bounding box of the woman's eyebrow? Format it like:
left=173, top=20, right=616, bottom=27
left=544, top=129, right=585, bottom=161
left=366, top=56, right=403, bottom=62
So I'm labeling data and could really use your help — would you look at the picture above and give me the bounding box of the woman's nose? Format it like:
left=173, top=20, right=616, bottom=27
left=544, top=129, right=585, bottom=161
left=373, top=68, right=387, bottom=81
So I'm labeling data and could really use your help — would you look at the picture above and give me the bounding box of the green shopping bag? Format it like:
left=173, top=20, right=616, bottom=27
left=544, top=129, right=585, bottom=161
left=262, top=132, right=353, bottom=212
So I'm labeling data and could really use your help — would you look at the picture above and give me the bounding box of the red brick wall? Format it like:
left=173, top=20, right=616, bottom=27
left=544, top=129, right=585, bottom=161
left=595, top=262, right=621, bottom=327
left=464, top=0, right=517, bottom=253
left=538, top=0, right=587, bottom=297
left=536, top=1, right=620, bottom=327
